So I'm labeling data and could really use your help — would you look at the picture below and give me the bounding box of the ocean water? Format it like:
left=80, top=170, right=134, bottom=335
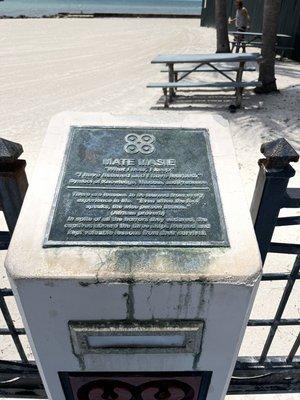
left=0, top=0, right=202, bottom=17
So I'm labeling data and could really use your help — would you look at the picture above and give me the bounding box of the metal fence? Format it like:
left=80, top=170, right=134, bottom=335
left=229, top=138, right=300, bottom=394
left=0, top=137, right=299, bottom=397
left=230, top=254, right=300, bottom=394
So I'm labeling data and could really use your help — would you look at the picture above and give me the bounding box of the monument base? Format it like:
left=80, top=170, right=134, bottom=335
left=6, top=112, right=261, bottom=400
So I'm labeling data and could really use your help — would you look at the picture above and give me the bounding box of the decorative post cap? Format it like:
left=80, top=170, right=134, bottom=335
left=259, top=138, right=299, bottom=169
left=0, top=138, right=23, bottom=162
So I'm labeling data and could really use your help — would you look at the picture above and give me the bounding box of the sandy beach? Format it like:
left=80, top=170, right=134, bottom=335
left=0, top=18, right=299, bottom=399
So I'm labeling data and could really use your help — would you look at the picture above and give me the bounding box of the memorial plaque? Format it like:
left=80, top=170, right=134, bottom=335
left=44, top=127, right=228, bottom=247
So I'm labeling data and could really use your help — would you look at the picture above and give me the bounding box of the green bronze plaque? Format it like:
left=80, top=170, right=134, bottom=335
left=44, top=126, right=228, bottom=247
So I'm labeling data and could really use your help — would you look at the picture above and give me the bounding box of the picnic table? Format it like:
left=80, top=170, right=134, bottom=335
left=147, top=52, right=262, bottom=109
left=229, top=31, right=292, bottom=55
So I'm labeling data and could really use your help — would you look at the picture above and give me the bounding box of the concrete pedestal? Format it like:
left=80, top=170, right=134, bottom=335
left=6, top=112, right=261, bottom=400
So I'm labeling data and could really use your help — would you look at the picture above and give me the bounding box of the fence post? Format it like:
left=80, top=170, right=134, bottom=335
left=0, top=138, right=28, bottom=234
left=250, top=138, right=299, bottom=264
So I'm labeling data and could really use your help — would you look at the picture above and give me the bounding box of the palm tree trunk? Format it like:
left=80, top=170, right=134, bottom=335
left=257, top=0, right=282, bottom=93
left=215, top=0, right=230, bottom=53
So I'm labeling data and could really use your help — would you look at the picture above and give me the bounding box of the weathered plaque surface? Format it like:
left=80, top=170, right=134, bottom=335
left=44, top=127, right=228, bottom=247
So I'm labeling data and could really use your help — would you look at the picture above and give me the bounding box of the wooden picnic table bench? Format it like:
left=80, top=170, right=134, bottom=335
left=160, top=65, right=256, bottom=81
left=147, top=52, right=262, bottom=109
left=229, top=31, right=292, bottom=56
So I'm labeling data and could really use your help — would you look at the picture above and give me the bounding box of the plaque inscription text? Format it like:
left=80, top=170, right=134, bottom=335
left=44, top=127, right=228, bottom=246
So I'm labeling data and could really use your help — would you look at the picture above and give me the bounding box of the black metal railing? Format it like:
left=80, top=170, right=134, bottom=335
left=229, top=256, right=300, bottom=394
left=0, top=289, right=27, bottom=363
left=229, top=138, right=300, bottom=394
left=0, top=287, right=45, bottom=398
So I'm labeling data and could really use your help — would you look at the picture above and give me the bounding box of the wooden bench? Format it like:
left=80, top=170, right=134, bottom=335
left=161, top=66, right=256, bottom=73
left=231, top=41, right=294, bottom=59
left=228, top=31, right=292, bottom=52
left=229, top=32, right=293, bottom=59
left=147, top=81, right=261, bottom=108
left=161, top=66, right=256, bottom=81
left=149, top=53, right=262, bottom=109
left=230, top=40, right=262, bottom=51
left=233, top=42, right=293, bottom=50
left=243, top=42, right=262, bottom=47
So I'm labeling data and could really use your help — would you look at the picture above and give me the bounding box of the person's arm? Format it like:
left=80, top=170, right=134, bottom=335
left=242, top=7, right=250, bottom=27
left=228, top=16, right=236, bottom=24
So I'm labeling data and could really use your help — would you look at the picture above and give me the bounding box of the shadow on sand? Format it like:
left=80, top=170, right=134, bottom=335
left=150, top=89, right=256, bottom=112
left=150, top=83, right=300, bottom=151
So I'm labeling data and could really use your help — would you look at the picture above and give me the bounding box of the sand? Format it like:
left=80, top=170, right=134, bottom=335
left=0, top=18, right=299, bottom=399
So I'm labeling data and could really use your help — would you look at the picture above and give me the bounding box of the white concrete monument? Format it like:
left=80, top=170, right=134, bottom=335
left=6, top=112, right=261, bottom=400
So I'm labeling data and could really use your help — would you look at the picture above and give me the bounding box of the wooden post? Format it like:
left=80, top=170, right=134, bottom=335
left=0, top=138, right=28, bottom=234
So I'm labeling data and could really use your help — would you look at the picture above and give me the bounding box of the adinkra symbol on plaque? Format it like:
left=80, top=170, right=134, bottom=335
left=124, top=133, right=156, bottom=155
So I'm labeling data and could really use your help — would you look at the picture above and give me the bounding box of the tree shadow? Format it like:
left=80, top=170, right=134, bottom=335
left=150, top=83, right=300, bottom=154
left=225, top=83, right=300, bottom=151
left=150, top=89, right=257, bottom=112
left=275, top=61, right=300, bottom=79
